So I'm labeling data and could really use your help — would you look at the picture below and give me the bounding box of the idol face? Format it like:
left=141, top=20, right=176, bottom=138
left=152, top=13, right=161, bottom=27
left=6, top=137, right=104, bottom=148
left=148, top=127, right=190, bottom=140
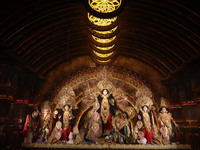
left=64, top=105, right=69, bottom=111
left=143, top=106, right=148, bottom=112
left=103, top=89, right=108, bottom=95
left=162, top=107, right=167, bottom=113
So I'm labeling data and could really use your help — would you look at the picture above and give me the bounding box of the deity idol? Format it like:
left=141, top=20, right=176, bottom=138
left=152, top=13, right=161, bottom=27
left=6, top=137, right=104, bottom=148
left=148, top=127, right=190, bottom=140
left=135, top=85, right=158, bottom=144
left=138, top=105, right=154, bottom=143
left=158, top=98, right=179, bottom=143
left=97, top=89, right=117, bottom=134
left=62, top=104, right=73, bottom=142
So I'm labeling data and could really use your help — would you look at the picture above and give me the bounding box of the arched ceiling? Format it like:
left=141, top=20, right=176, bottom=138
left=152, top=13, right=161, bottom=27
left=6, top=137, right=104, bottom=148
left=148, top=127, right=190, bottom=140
left=118, top=0, right=200, bottom=77
left=0, top=0, right=89, bottom=76
left=0, top=0, right=200, bottom=100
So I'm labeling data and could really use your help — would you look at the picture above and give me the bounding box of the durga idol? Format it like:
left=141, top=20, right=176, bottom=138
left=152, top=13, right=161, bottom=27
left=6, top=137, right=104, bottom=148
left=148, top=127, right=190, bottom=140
left=97, top=88, right=117, bottom=135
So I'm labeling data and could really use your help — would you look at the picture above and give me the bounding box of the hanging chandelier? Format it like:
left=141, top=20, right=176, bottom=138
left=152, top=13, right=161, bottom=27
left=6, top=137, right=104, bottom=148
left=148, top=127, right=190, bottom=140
left=88, top=0, right=122, bottom=13
left=85, top=0, right=124, bottom=65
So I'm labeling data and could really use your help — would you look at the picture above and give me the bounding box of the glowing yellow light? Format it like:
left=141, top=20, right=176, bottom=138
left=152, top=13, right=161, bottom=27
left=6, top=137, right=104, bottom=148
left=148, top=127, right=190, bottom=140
left=94, top=44, right=115, bottom=51
left=92, top=35, right=116, bottom=43
left=97, top=59, right=111, bottom=63
left=88, top=13, right=117, bottom=26
left=93, top=26, right=118, bottom=34
left=89, top=0, right=121, bottom=13
left=93, top=50, right=114, bottom=58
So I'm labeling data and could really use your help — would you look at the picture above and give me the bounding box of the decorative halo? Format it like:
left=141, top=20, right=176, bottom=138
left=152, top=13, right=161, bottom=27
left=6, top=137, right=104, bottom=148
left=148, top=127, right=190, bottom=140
left=92, top=123, right=100, bottom=133
left=124, top=106, right=135, bottom=119
left=136, top=96, right=153, bottom=109
left=136, top=86, right=152, bottom=98
left=160, top=97, right=169, bottom=108
left=93, top=101, right=100, bottom=110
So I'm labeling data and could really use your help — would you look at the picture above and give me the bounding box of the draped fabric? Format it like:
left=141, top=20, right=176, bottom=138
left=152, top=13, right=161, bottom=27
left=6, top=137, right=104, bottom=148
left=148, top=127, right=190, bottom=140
left=142, top=127, right=153, bottom=143
left=103, top=113, right=112, bottom=131
left=23, top=114, right=30, bottom=137
left=171, top=120, right=179, bottom=141
left=61, top=125, right=72, bottom=141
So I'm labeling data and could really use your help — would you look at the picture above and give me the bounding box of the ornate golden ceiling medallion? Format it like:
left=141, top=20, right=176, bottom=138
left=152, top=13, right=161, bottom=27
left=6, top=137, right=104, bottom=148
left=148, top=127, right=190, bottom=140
left=88, top=0, right=121, bottom=13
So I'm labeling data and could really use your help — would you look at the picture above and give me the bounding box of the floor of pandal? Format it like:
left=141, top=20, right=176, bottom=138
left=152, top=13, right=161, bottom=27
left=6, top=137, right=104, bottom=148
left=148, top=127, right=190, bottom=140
left=21, top=143, right=191, bottom=150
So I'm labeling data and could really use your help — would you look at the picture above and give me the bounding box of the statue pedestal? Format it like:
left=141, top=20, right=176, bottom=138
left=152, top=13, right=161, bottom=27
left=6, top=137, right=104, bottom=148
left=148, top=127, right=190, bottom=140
left=21, top=143, right=191, bottom=150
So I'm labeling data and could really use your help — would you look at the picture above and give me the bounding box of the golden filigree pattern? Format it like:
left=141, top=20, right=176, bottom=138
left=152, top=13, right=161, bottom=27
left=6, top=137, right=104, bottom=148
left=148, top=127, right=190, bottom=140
left=88, top=0, right=121, bottom=13
left=88, top=13, right=117, bottom=26
left=92, top=35, right=116, bottom=43
left=142, top=110, right=151, bottom=132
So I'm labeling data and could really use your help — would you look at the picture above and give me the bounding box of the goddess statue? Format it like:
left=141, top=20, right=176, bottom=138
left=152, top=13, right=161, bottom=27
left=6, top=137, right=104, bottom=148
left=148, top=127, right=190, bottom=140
left=95, top=77, right=119, bottom=136
left=158, top=98, right=179, bottom=143
left=135, top=94, right=157, bottom=144
left=134, top=84, right=162, bottom=144
left=61, top=104, right=73, bottom=142
left=138, top=105, right=153, bottom=143
left=97, top=89, right=117, bottom=133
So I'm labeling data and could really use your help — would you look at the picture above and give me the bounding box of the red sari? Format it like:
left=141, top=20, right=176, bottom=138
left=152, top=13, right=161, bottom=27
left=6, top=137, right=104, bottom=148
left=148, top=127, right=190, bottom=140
left=62, top=125, right=72, bottom=141
left=102, top=113, right=112, bottom=131
left=142, top=127, right=153, bottom=143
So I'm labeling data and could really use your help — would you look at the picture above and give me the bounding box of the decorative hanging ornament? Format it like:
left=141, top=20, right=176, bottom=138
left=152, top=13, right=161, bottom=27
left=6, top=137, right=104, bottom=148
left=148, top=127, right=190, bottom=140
left=88, top=0, right=122, bottom=13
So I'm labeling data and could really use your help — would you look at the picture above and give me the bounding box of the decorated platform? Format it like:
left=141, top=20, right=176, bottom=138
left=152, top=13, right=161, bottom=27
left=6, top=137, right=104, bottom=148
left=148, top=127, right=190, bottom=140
left=21, top=143, right=191, bottom=150
left=22, top=67, right=188, bottom=149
